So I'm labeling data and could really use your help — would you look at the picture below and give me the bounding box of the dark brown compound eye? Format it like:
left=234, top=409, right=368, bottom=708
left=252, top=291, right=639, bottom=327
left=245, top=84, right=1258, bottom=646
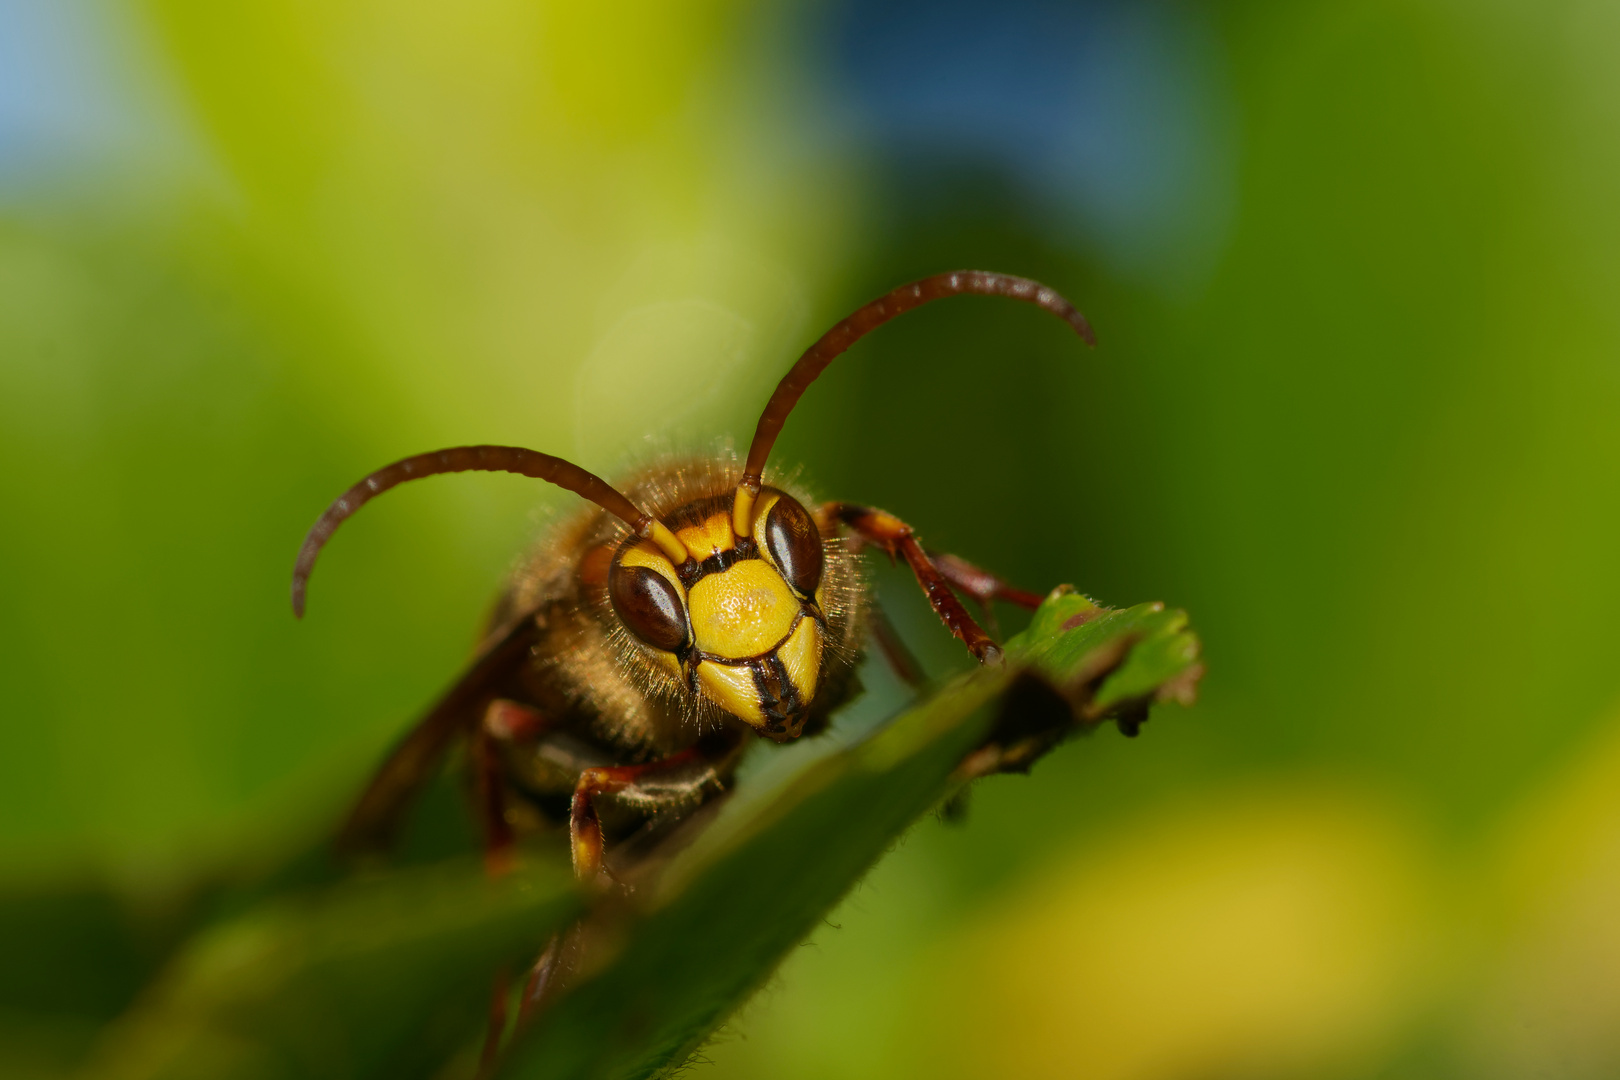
left=763, top=493, right=823, bottom=599
left=608, top=563, right=690, bottom=652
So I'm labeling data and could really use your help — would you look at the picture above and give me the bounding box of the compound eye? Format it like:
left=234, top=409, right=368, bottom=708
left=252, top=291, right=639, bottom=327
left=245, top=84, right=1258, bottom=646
left=763, top=493, right=823, bottom=598
left=609, top=563, right=689, bottom=652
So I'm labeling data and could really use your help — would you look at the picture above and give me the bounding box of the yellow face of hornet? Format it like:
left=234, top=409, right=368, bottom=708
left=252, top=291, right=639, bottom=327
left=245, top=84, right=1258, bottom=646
left=607, top=487, right=828, bottom=740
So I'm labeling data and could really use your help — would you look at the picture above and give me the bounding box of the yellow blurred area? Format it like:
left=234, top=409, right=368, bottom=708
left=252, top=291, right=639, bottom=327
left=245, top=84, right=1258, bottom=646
left=142, top=0, right=849, bottom=455
left=709, top=707, right=1620, bottom=1079
left=911, top=788, right=1436, bottom=1080
left=1463, top=705, right=1620, bottom=1078
left=707, top=782, right=1444, bottom=1080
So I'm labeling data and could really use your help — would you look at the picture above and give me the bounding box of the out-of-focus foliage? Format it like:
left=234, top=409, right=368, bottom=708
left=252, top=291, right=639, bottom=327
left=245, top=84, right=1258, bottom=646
left=10, top=588, right=1199, bottom=1080
left=2, top=0, right=1619, bottom=1077
left=83, top=860, right=578, bottom=1080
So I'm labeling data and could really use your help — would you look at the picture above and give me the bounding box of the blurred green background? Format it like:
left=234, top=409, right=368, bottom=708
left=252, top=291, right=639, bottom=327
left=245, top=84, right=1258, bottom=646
left=3, top=0, right=1619, bottom=1076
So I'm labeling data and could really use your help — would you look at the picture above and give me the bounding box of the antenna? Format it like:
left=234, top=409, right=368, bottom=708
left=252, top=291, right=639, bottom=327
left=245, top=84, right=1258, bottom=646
left=733, top=271, right=1095, bottom=534
left=292, top=444, right=689, bottom=616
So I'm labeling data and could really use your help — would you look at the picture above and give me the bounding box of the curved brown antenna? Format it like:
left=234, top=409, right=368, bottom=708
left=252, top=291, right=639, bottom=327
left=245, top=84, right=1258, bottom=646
left=292, top=445, right=689, bottom=617
left=732, top=271, right=1096, bottom=533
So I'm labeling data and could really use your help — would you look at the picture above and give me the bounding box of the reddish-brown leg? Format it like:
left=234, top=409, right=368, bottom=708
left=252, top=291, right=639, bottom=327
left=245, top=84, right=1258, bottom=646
left=927, top=551, right=1045, bottom=611
left=825, top=504, right=1003, bottom=664
left=476, top=699, right=551, bottom=877
left=568, top=732, right=742, bottom=883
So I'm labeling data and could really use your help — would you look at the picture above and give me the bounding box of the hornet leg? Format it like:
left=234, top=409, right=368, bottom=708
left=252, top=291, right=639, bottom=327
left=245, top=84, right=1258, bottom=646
left=521, top=732, right=745, bottom=1023
left=823, top=503, right=1003, bottom=663
left=927, top=550, right=1044, bottom=611
left=568, top=730, right=744, bottom=883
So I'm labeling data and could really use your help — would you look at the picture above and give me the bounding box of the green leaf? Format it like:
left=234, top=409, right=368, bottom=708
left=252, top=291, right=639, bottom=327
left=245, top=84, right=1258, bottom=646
left=80, top=860, right=579, bottom=1080
left=499, top=589, right=1201, bottom=1079
left=59, top=590, right=1197, bottom=1080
